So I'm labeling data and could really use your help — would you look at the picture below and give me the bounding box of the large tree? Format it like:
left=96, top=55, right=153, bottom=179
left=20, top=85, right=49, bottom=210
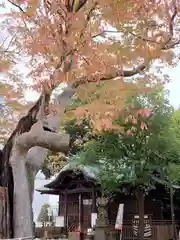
left=69, top=87, right=180, bottom=240
left=0, top=0, right=179, bottom=238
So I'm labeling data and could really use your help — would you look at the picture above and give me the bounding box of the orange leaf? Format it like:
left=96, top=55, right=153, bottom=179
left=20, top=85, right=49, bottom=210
left=0, top=60, right=10, bottom=72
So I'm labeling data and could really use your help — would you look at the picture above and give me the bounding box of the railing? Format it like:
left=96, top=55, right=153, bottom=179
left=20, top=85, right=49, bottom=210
left=109, top=219, right=179, bottom=226
left=34, top=220, right=179, bottom=240
left=108, top=220, right=178, bottom=240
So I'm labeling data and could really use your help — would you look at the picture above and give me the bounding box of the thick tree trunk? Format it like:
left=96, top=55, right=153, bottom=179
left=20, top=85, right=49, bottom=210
left=9, top=117, right=71, bottom=238
left=135, top=189, right=145, bottom=240
left=26, top=162, right=37, bottom=225
left=10, top=150, right=33, bottom=238
left=9, top=127, right=70, bottom=237
left=3, top=85, right=75, bottom=238
left=170, top=185, right=177, bottom=240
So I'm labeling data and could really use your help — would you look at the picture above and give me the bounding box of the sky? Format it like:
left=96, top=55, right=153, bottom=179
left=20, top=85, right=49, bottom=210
left=166, top=65, right=180, bottom=109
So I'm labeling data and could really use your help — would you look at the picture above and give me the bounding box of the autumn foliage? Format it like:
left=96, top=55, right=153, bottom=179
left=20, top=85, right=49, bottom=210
left=0, top=0, right=180, bottom=140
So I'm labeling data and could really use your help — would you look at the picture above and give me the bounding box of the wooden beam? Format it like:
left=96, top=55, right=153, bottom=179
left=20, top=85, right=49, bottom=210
left=64, top=190, right=68, bottom=233
left=39, top=185, right=101, bottom=195
left=58, top=194, right=61, bottom=216
left=65, top=187, right=93, bottom=194
left=92, top=186, right=97, bottom=213
left=56, top=179, right=95, bottom=190
left=79, top=193, right=84, bottom=240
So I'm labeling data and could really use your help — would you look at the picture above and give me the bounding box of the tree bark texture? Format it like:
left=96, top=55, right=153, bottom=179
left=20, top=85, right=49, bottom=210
left=135, top=189, right=145, bottom=240
left=10, top=149, right=33, bottom=238
left=7, top=86, right=76, bottom=238
left=0, top=93, right=50, bottom=238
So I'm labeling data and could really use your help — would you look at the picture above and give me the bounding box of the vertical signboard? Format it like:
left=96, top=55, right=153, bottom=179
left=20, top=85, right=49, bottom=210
left=91, top=213, right=98, bottom=227
left=115, top=203, right=124, bottom=230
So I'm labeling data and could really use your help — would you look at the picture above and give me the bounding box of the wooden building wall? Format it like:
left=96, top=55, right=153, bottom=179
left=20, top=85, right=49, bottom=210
left=108, top=196, right=163, bottom=223
left=58, top=193, right=163, bottom=228
left=59, top=193, right=93, bottom=228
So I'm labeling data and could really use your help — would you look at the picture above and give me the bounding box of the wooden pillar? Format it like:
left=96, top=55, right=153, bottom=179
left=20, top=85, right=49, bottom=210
left=58, top=194, right=61, bottom=216
left=91, top=187, right=97, bottom=228
left=79, top=193, right=84, bottom=240
left=92, top=187, right=97, bottom=213
left=64, top=191, right=68, bottom=233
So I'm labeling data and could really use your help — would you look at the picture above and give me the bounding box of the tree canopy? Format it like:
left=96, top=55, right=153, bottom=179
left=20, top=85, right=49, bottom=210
left=69, top=86, right=180, bottom=193
left=0, top=0, right=179, bottom=141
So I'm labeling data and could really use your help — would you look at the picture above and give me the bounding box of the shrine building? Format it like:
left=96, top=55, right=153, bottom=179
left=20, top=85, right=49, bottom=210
left=37, top=164, right=178, bottom=239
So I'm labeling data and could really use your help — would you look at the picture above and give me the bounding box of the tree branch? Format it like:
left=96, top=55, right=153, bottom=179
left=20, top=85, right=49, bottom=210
left=72, top=61, right=149, bottom=87
left=92, top=30, right=161, bottom=45
left=79, top=1, right=98, bottom=38
left=74, top=4, right=178, bottom=87
left=7, top=0, right=25, bottom=13
left=15, top=122, right=69, bottom=153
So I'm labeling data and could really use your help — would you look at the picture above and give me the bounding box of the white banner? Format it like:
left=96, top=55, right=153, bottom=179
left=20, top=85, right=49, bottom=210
left=91, top=213, right=97, bottom=227
left=115, top=203, right=124, bottom=230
